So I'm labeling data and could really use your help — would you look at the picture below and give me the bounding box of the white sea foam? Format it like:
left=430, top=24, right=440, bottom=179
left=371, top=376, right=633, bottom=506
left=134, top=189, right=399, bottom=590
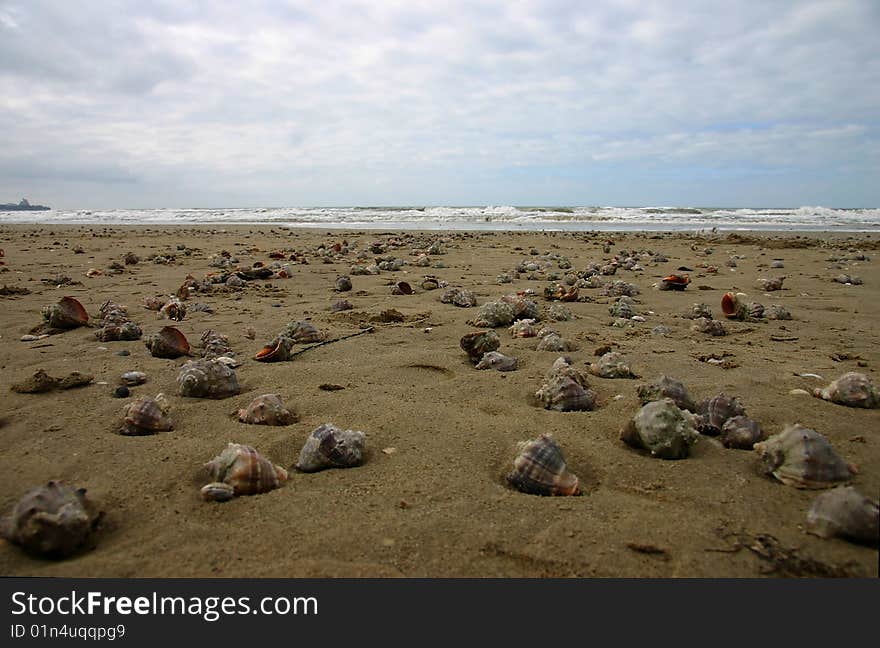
left=0, top=205, right=877, bottom=231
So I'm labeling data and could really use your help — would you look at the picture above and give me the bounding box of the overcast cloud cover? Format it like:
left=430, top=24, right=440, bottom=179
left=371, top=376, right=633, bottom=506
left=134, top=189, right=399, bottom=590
left=1, top=0, right=878, bottom=209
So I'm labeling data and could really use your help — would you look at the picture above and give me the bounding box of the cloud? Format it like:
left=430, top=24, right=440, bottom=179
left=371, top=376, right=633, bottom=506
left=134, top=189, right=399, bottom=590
left=0, top=0, right=878, bottom=208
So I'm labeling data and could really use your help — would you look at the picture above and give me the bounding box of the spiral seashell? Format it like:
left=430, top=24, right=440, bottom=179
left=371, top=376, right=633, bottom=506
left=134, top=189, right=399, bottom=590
left=753, top=424, right=855, bottom=489
left=143, top=295, right=166, bottom=311
left=295, top=423, right=366, bottom=472
left=237, top=393, right=298, bottom=426
left=439, top=287, right=477, bottom=308
left=620, top=399, right=699, bottom=459
left=177, top=359, right=240, bottom=399
left=159, top=299, right=186, bottom=322
left=335, top=275, right=352, bottom=291
left=765, top=304, right=792, bottom=320
left=806, top=486, right=879, bottom=545
left=460, top=330, right=501, bottom=363
left=284, top=320, right=324, bottom=343
left=536, top=332, right=578, bottom=352
left=536, top=375, right=596, bottom=411
left=545, top=356, right=590, bottom=387
left=508, top=319, right=538, bottom=338
left=471, top=300, right=516, bottom=328
left=475, top=351, right=518, bottom=372
left=203, top=443, right=288, bottom=497
left=609, top=296, right=635, bottom=319
left=98, top=300, right=129, bottom=325
left=0, top=480, right=101, bottom=558
left=691, top=317, right=726, bottom=336
left=255, top=334, right=294, bottom=362
left=546, top=304, right=573, bottom=321
left=697, top=393, right=746, bottom=436
left=119, top=395, right=174, bottom=436
left=144, top=326, right=191, bottom=359
left=812, top=372, right=880, bottom=409
left=41, top=296, right=89, bottom=329
left=636, top=375, right=697, bottom=412
left=832, top=274, right=863, bottom=286
left=686, top=303, right=713, bottom=320
left=200, top=329, right=232, bottom=360
left=499, top=294, right=541, bottom=319
left=756, top=276, right=785, bottom=291
left=588, top=351, right=638, bottom=379
left=658, top=274, right=690, bottom=291
left=720, top=292, right=749, bottom=320
left=506, top=434, right=581, bottom=496
left=720, top=415, right=766, bottom=449
left=747, top=301, right=765, bottom=319
left=96, top=321, right=142, bottom=342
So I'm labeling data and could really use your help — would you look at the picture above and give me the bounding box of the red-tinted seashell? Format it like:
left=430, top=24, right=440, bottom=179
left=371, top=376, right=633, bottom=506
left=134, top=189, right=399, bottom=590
left=144, top=326, right=191, bottom=359
left=43, top=296, right=89, bottom=329
left=721, top=292, right=737, bottom=317
left=659, top=274, right=690, bottom=291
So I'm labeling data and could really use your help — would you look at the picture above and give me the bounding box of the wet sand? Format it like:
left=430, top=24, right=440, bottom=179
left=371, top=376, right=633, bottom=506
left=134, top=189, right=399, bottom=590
left=0, top=224, right=877, bottom=577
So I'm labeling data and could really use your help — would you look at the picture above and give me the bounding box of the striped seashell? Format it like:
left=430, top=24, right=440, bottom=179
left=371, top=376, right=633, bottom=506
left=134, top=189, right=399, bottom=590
left=41, top=296, right=89, bottom=329
left=144, top=326, right=191, bottom=359
left=806, top=486, right=879, bottom=545
left=812, top=372, right=880, bottom=409
left=697, top=393, right=746, bottom=436
left=754, top=424, right=855, bottom=489
left=237, top=393, right=298, bottom=426
left=295, top=423, right=366, bottom=473
left=177, top=359, right=240, bottom=399
left=620, top=399, right=699, bottom=460
left=506, top=435, right=581, bottom=496
left=0, top=480, right=101, bottom=558
left=120, top=395, right=174, bottom=436
left=203, top=443, right=288, bottom=497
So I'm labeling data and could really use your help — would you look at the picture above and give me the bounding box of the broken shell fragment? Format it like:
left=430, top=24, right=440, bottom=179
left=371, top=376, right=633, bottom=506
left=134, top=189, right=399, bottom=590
left=200, top=482, right=236, bottom=502
left=119, top=395, right=174, bottom=436
left=806, top=486, right=879, bottom=545
left=812, top=372, right=880, bottom=409
left=41, top=296, right=89, bottom=329
left=0, top=480, right=101, bottom=558
left=506, top=434, right=581, bottom=496
left=620, top=399, right=699, bottom=459
left=295, top=423, right=366, bottom=472
left=460, top=330, right=501, bottom=363
left=237, top=393, right=298, bottom=426
left=636, top=375, right=697, bottom=412
left=177, top=359, right=241, bottom=399
left=144, top=326, right=191, bottom=359
left=753, top=424, right=855, bottom=489
left=203, top=443, right=288, bottom=497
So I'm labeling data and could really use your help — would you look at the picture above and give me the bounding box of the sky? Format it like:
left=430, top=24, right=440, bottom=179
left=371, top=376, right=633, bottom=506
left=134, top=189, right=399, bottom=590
left=1, top=0, right=878, bottom=209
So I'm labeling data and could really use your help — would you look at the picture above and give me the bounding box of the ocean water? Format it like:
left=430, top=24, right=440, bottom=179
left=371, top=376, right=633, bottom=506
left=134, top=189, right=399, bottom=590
left=1, top=205, right=878, bottom=232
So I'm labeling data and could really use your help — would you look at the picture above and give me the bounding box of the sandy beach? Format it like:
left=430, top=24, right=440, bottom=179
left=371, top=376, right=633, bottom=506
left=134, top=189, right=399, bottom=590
left=0, top=224, right=877, bottom=578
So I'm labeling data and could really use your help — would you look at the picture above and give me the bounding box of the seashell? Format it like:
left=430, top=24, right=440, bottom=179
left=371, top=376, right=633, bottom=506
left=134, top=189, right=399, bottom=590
left=420, top=275, right=440, bottom=290
left=806, top=486, right=879, bottom=545
left=756, top=276, right=785, bottom=291
left=697, top=393, right=746, bottom=436
left=475, top=351, right=518, bottom=372
left=833, top=274, right=862, bottom=286
left=691, top=317, right=726, bottom=336
left=686, top=303, right=713, bottom=320
left=177, top=358, right=241, bottom=399
left=391, top=281, right=413, bottom=295
left=753, top=424, right=855, bottom=488
left=330, top=299, right=353, bottom=312
left=255, top=334, right=295, bottom=362
left=120, top=371, right=147, bottom=386
left=509, top=318, right=538, bottom=338
left=98, top=300, right=129, bottom=324
left=766, top=304, right=792, bottom=320
left=95, top=321, right=142, bottom=342
left=543, top=283, right=579, bottom=302
left=237, top=393, right=298, bottom=426
left=0, top=480, right=101, bottom=558
left=284, top=320, right=324, bottom=343
left=460, top=330, right=501, bottom=363
left=536, top=332, right=578, bottom=352
left=200, top=482, right=236, bottom=502
left=620, top=399, right=699, bottom=459
left=119, top=395, right=174, bottom=435
left=812, top=372, right=880, bottom=409
left=506, top=434, right=581, bottom=496
left=588, top=351, right=638, bottom=379
left=499, top=294, right=541, bottom=320
left=720, top=415, right=766, bottom=449
left=747, top=301, right=765, bottom=319
left=535, top=375, right=597, bottom=411
left=295, top=423, right=366, bottom=472
left=226, top=274, right=245, bottom=288
left=471, top=300, right=516, bottom=328
left=200, top=329, right=232, bottom=360
left=159, top=299, right=186, bottom=321
left=335, top=275, right=352, bottom=291
left=636, top=375, right=697, bottom=412
left=602, top=280, right=639, bottom=297
left=609, top=296, right=635, bottom=319
left=720, top=292, right=750, bottom=320
left=41, top=296, right=89, bottom=329
left=440, top=287, right=477, bottom=308
left=658, top=274, right=690, bottom=291
left=124, top=252, right=140, bottom=265
left=203, top=443, right=288, bottom=496
left=143, top=295, right=166, bottom=311
left=144, top=326, right=191, bottom=359
left=545, top=356, right=591, bottom=387
left=547, top=304, right=573, bottom=321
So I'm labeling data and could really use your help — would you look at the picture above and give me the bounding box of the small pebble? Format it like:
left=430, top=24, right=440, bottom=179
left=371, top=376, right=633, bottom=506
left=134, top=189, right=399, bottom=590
left=114, top=386, right=130, bottom=398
